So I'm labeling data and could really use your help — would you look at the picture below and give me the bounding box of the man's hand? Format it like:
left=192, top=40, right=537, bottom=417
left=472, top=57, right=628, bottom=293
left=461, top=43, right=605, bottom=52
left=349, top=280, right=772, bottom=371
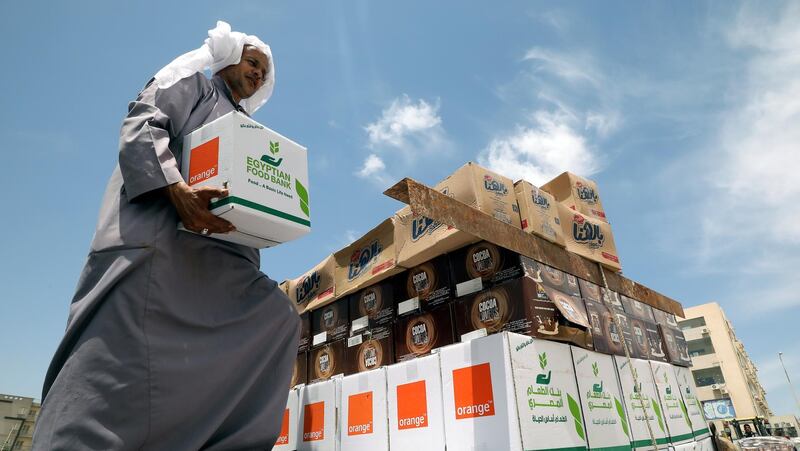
left=165, top=181, right=236, bottom=235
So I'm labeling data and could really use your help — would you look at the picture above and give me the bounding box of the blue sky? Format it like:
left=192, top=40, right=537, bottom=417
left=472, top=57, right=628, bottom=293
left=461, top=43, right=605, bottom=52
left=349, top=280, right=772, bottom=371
left=2, top=1, right=798, bottom=418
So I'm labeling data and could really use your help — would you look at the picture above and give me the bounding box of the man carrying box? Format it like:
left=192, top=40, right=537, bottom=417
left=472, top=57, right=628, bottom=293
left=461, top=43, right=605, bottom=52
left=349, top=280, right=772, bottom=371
left=33, top=22, right=300, bottom=450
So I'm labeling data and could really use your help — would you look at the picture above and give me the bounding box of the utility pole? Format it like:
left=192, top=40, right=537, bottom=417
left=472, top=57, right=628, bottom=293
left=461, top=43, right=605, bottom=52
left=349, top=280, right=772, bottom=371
left=778, top=352, right=800, bottom=415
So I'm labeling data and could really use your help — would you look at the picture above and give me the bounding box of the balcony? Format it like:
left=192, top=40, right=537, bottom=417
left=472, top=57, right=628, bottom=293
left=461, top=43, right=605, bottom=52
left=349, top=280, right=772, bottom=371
left=684, top=327, right=707, bottom=341
left=690, top=353, right=720, bottom=370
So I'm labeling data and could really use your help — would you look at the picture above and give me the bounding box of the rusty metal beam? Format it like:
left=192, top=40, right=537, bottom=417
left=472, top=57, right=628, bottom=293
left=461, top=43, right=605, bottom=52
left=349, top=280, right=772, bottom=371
left=384, top=177, right=685, bottom=317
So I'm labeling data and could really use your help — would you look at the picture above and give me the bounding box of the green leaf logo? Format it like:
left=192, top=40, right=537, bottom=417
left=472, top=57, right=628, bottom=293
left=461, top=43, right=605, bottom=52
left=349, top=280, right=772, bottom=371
left=295, top=179, right=310, bottom=217
left=567, top=394, right=585, bottom=441
left=539, top=352, right=548, bottom=370
left=269, top=141, right=280, bottom=155
left=651, top=399, right=665, bottom=433
left=680, top=399, right=692, bottom=429
left=615, top=396, right=630, bottom=438
left=592, top=362, right=599, bottom=377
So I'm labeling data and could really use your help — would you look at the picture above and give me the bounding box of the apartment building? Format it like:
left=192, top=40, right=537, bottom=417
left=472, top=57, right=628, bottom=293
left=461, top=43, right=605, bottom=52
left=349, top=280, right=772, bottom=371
left=678, top=302, right=771, bottom=434
left=0, top=394, right=39, bottom=451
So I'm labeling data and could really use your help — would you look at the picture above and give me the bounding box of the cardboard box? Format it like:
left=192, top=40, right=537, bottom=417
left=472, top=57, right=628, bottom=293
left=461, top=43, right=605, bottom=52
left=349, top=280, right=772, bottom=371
left=339, top=368, right=389, bottom=450
left=650, top=361, right=694, bottom=444
left=333, top=218, right=403, bottom=298
left=584, top=296, right=627, bottom=356
left=628, top=316, right=654, bottom=360
left=659, top=326, right=692, bottom=367
left=309, top=340, right=349, bottom=383
left=181, top=111, right=310, bottom=248
left=541, top=171, right=607, bottom=223
left=298, top=312, right=311, bottom=353
left=643, top=320, right=669, bottom=363
left=615, top=311, right=650, bottom=360
left=291, top=352, right=308, bottom=388
left=290, top=255, right=336, bottom=313
left=274, top=388, right=299, bottom=450
left=440, top=332, right=588, bottom=451
left=614, top=356, right=670, bottom=449
left=393, top=205, right=478, bottom=269
left=437, top=162, right=522, bottom=229
left=394, top=305, right=456, bottom=362
left=571, top=348, right=633, bottom=450
left=394, top=255, right=455, bottom=313
left=449, top=241, right=525, bottom=296
left=557, top=204, right=621, bottom=272
left=601, top=288, right=626, bottom=314
left=386, top=354, right=447, bottom=450
left=621, top=296, right=656, bottom=323
left=514, top=180, right=566, bottom=247
left=452, top=276, right=592, bottom=349
left=672, top=366, right=711, bottom=440
left=346, top=326, right=394, bottom=373
left=652, top=309, right=679, bottom=329
left=298, top=378, right=340, bottom=451
left=311, top=298, right=349, bottom=345
left=348, top=281, right=395, bottom=330
left=528, top=260, right=582, bottom=298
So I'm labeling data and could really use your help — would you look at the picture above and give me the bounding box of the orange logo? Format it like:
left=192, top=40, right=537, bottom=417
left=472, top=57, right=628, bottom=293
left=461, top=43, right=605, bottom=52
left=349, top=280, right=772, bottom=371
left=347, top=391, right=374, bottom=436
left=302, top=401, right=325, bottom=442
left=188, top=136, right=219, bottom=186
left=275, top=408, right=290, bottom=445
left=452, top=362, right=495, bottom=419
left=397, top=380, right=428, bottom=430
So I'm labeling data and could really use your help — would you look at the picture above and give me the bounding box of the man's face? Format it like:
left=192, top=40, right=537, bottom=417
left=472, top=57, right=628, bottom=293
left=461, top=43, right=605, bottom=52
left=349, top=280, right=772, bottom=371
left=218, top=46, right=269, bottom=102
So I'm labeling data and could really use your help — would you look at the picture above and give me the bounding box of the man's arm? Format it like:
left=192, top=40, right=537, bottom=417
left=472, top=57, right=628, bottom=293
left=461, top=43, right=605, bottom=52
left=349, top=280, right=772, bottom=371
left=117, top=73, right=234, bottom=234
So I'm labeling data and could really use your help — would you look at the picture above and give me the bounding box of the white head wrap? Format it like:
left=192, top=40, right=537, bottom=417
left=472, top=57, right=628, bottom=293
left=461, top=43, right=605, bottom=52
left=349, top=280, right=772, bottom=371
left=153, top=21, right=275, bottom=114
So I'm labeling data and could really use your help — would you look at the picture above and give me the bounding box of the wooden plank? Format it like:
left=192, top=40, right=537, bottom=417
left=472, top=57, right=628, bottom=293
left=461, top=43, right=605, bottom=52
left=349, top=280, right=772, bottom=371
left=384, top=178, right=685, bottom=317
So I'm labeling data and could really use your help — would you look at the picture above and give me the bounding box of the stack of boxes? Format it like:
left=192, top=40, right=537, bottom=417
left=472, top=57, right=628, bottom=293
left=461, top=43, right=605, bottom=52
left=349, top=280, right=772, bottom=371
left=276, top=161, right=701, bottom=451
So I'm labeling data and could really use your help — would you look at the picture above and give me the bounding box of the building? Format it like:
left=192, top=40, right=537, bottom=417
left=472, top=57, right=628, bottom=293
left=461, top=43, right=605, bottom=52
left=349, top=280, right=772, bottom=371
left=678, top=302, right=772, bottom=437
left=0, top=394, right=39, bottom=451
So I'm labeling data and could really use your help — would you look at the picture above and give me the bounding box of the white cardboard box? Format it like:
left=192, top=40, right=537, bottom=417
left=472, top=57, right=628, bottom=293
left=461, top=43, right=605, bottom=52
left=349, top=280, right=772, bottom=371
left=571, top=348, right=632, bottom=450
left=339, top=368, right=389, bottom=450
left=614, top=356, right=670, bottom=449
left=672, top=366, right=711, bottom=440
left=650, top=361, right=694, bottom=445
left=181, top=111, right=310, bottom=248
left=298, top=378, right=340, bottom=451
left=386, top=353, right=447, bottom=451
left=440, top=332, right=589, bottom=451
left=275, top=388, right=299, bottom=450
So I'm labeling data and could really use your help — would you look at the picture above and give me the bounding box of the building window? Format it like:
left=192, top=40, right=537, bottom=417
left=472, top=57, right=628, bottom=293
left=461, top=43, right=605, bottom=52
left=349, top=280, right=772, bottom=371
left=21, top=424, right=30, bottom=434
left=693, top=367, right=726, bottom=387
left=678, top=317, right=706, bottom=330
left=687, top=337, right=716, bottom=357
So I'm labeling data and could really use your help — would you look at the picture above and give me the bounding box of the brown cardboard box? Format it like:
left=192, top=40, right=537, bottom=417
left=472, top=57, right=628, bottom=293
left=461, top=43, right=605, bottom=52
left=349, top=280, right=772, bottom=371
left=311, top=298, right=349, bottom=344
left=557, top=204, right=621, bottom=271
left=448, top=241, right=525, bottom=293
left=643, top=320, right=669, bottom=363
left=621, top=295, right=656, bottom=323
left=436, top=162, right=522, bottom=228
left=291, top=352, right=308, bottom=387
left=600, top=287, right=626, bottom=314
left=627, top=316, right=653, bottom=359
left=452, top=273, right=592, bottom=349
left=394, top=304, right=456, bottom=362
left=333, top=217, right=403, bottom=299
left=394, top=206, right=478, bottom=269
left=541, top=171, right=608, bottom=223
left=345, top=326, right=395, bottom=373
left=348, top=280, right=396, bottom=329
left=652, top=308, right=679, bottom=329
left=528, top=260, right=581, bottom=297
left=513, top=180, right=566, bottom=247
left=289, top=254, right=336, bottom=313
left=309, top=339, right=349, bottom=383
left=584, top=296, right=625, bottom=356
left=297, top=312, right=311, bottom=353
left=659, top=325, right=692, bottom=367
left=394, top=255, right=455, bottom=312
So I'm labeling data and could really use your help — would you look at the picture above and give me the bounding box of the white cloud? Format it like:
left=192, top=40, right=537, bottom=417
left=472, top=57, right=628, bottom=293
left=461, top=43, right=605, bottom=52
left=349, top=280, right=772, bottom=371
left=355, top=153, right=390, bottom=184
left=523, top=47, right=601, bottom=87
left=365, top=95, right=443, bottom=148
left=478, top=110, right=600, bottom=184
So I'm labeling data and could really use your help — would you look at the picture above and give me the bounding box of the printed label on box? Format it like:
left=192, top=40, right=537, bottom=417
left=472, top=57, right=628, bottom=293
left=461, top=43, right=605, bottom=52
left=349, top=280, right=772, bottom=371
left=397, top=380, right=429, bottom=430
left=302, top=401, right=325, bottom=442
left=188, top=137, right=220, bottom=186
left=452, top=362, right=495, bottom=419
left=348, top=391, right=374, bottom=436
left=276, top=409, right=290, bottom=446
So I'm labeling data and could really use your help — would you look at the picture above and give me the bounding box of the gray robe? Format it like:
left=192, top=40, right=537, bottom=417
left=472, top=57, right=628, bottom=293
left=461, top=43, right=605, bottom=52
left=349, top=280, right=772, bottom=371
left=32, top=73, right=300, bottom=451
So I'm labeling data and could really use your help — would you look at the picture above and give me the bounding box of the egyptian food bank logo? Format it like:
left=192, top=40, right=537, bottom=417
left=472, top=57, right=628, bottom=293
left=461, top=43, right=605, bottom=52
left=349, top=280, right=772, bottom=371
left=572, top=214, right=604, bottom=248
left=261, top=141, right=283, bottom=167
left=296, top=271, right=321, bottom=305
left=303, top=401, right=325, bottom=442
left=483, top=175, right=508, bottom=195
left=347, top=391, right=374, bottom=436
left=188, top=137, right=220, bottom=186
left=348, top=240, right=383, bottom=281
left=453, top=362, right=495, bottom=419
left=574, top=181, right=598, bottom=204
left=397, top=380, right=429, bottom=430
